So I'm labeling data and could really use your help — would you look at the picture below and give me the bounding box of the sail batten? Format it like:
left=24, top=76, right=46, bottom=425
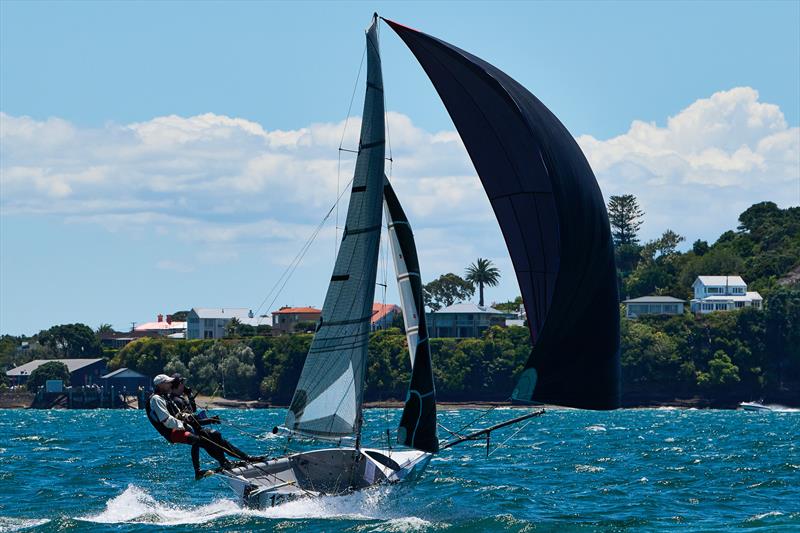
left=285, top=17, right=386, bottom=438
left=386, top=19, right=620, bottom=410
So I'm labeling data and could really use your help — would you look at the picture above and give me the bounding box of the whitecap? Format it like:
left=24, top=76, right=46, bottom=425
left=80, top=484, right=432, bottom=526
left=746, top=511, right=783, bottom=521
left=584, top=425, right=606, bottom=432
left=362, top=517, right=437, bottom=532
left=575, top=464, right=604, bottom=473
left=0, top=517, right=50, bottom=532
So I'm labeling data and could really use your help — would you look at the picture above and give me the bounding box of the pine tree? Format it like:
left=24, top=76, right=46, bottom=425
left=608, top=194, right=645, bottom=246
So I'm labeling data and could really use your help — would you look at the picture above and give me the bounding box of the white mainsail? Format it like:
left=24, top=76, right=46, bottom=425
left=285, top=17, right=385, bottom=439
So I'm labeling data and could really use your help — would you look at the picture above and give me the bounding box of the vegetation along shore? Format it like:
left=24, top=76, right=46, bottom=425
left=2, top=201, right=798, bottom=409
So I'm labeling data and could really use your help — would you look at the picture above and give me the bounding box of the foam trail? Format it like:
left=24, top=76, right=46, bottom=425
left=79, top=485, right=433, bottom=527
left=0, top=517, right=50, bottom=532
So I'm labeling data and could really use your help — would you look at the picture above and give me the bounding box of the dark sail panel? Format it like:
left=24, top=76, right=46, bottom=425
left=385, top=19, right=620, bottom=410
left=285, top=17, right=386, bottom=437
left=384, top=179, right=438, bottom=453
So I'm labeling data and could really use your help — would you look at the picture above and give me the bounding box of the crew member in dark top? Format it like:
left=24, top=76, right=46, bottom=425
left=168, top=374, right=262, bottom=465
left=146, top=374, right=256, bottom=480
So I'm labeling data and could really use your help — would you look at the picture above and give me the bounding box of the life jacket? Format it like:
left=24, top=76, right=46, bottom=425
left=170, top=393, right=194, bottom=414
left=145, top=392, right=178, bottom=442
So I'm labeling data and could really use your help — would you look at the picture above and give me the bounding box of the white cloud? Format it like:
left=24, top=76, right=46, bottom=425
left=577, top=87, right=799, bottom=240
left=1, top=87, right=798, bottom=298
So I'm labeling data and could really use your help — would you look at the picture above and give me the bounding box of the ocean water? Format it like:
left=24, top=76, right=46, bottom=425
left=0, top=407, right=798, bottom=532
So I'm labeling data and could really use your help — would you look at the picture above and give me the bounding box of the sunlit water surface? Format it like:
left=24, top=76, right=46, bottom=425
left=1, top=407, right=798, bottom=532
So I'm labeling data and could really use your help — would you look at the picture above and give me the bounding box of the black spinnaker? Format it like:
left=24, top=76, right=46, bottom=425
left=385, top=19, right=620, bottom=410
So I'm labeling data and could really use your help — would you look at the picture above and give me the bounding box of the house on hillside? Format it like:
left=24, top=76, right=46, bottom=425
left=100, top=368, right=150, bottom=393
left=98, top=330, right=160, bottom=349
left=427, top=303, right=513, bottom=338
left=187, top=308, right=261, bottom=339
left=271, top=306, right=322, bottom=334
left=690, top=276, right=763, bottom=314
left=623, top=296, right=685, bottom=319
left=134, top=314, right=187, bottom=338
left=6, top=358, right=107, bottom=387
left=371, top=303, right=401, bottom=331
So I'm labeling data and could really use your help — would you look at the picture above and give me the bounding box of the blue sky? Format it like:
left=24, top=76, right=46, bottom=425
left=1, top=1, right=799, bottom=335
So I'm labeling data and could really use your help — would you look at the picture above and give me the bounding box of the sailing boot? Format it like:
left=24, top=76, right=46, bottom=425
left=195, top=469, right=214, bottom=480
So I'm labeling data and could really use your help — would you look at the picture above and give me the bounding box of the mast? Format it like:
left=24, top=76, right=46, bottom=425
left=284, top=14, right=385, bottom=440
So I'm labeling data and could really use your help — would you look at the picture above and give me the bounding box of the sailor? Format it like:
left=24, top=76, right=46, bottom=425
left=168, top=374, right=263, bottom=464
left=146, top=374, right=228, bottom=480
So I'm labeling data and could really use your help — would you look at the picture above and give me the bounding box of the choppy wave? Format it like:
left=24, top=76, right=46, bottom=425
left=0, top=516, right=50, bottom=532
left=2, top=408, right=799, bottom=532
left=80, top=485, right=434, bottom=527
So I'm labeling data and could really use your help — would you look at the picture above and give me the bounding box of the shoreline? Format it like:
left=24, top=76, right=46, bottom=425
left=2, top=391, right=796, bottom=410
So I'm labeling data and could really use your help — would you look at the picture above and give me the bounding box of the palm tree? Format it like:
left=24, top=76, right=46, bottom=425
left=95, top=323, right=114, bottom=335
left=465, top=258, right=501, bottom=307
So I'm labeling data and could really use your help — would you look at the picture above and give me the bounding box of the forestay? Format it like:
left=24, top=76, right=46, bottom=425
left=384, top=178, right=438, bottom=453
left=386, top=19, right=620, bottom=410
left=285, top=16, right=385, bottom=438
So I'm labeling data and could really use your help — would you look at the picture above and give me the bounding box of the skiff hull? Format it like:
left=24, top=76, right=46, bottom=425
left=218, top=447, right=431, bottom=508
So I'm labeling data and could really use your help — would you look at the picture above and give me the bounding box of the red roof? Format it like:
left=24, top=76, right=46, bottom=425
left=371, top=303, right=400, bottom=324
left=272, top=306, right=321, bottom=315
left=135, top=321, right=187, bottom=331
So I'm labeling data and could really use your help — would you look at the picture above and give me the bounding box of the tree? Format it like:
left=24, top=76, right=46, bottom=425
left=493, top=296, right=523, bottom=314
left=187, top=341, right=257, bottom=399
left=27, top=361, right=70, bottom=391
left=294, top=321, right=317, bottom=333
left=697, top=350, right=740, bottom=388
left=225, top=318, right=243, bottom=338
left=96, top=324, right=114, bottom=336
left=653, top=229, right=685, bottom=258
left=608, top=194, right=644, bottom=247
left=465, top=258, right=501, bottom=307
left=38, top=324, right=101, bottom=358
left=422, top=273, right=475, bottom=311
left=692, top=239, right=709, bottom=256
left=170, top=310, right=190, bottom=322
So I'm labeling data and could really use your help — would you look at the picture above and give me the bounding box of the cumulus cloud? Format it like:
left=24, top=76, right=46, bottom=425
left=1, top=87, right=798, bottom=290
left=577, top=87, right=799, bottom=238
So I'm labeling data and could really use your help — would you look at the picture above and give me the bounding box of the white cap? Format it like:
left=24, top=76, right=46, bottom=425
left=153, top=374, right=175, bottom=386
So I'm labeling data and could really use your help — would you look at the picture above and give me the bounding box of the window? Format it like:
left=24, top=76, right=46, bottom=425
left=707, top=287, right=721, bottom=294
left=702, top=303, right=714, bottom=311
left=735, top=301, right=745, bottom=308
left=715, top=303, right=727, bottom=310
left=753, top=301, right=761, bottom=309
left=204, top=330, right=214, bottom=339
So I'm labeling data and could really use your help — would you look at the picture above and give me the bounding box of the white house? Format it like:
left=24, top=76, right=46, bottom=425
left=426, top=303, right=514, bottom=338
left=623, top=296, right=685, bottom=319
left=690, top=276, right=763, bottom=314
left=187, top=308, right=262, bottom=339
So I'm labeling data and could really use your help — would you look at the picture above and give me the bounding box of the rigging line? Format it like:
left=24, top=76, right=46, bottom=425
left=252, top=175, right=356, bottom=321
left=453, top=404, right=501, bottom=437
left=487, top=418, right=534, bottom=457
left=335, top=43, right=367, bottom=259
left=194, top=435, right=315, bottom=497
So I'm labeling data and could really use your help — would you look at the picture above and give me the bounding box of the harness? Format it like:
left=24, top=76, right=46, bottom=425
left=145, top=392, right=180, bottom=442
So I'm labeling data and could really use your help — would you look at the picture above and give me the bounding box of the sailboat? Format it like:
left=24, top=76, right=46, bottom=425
left=216, top=14, right=620, bottom=508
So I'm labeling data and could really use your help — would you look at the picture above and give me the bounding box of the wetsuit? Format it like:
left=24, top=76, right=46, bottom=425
left=169, top=390, right=253, bottom=463
left=146, top=392, right=228, bottom=475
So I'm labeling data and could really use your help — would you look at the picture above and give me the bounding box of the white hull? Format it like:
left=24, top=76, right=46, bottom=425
left=739, top=402, right=773, bottom=411
left=217, top=447, right=431, bottom=508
